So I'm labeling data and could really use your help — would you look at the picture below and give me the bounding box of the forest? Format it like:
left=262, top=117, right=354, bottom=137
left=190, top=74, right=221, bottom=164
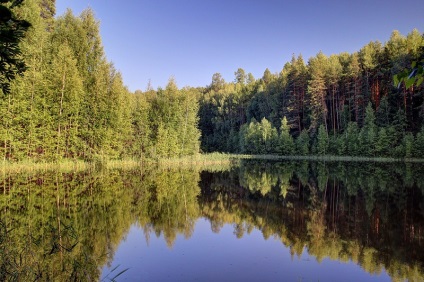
left=1, top=0, right=424, bottom=162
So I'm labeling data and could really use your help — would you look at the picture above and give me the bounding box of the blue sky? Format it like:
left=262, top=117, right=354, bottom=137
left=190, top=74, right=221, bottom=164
left=56, top=0, right=424, bottom=92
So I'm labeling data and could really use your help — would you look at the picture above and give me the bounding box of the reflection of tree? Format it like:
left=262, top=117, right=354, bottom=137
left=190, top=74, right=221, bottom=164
left=238, top=161, right=296, bottom=198
left=0, top=168, right=200, bottom=280
left=199, top=160, right=424, bottom=281
left=137, top=169, right=200, bottom=247
left=239, top=162, right=277, bottom=195
left=1, top=161, right=424, bottom=281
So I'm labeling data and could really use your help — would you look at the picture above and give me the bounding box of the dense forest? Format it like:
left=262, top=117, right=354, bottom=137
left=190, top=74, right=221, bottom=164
left=1, top=0, right=424, bottom=162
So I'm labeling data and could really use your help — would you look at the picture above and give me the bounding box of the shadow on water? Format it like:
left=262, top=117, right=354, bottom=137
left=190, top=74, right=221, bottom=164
left=0, top=161, right=423, bottom=281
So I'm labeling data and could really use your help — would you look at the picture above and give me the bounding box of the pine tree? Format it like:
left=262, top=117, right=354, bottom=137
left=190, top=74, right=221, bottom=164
left=326, top=55, right=342, bottom=133
left=286, top=55, right=308, bottom=135
left=345, top=122, right=359, bottom=156
left=295, top=129, right=310, bottom=155
left=344, top=53, right=361, bottom=123
left=278, top=116, right=294, bottom=155
left=375, top=127, right=390, bottom=156
left=308, top=52, right=328, bottom=131
left=403, top=132, right=414, bottom=158
left=359, top=41, right=382, bottom=125
left=414, top=126, right=424, bottom=158
left=234, top=68, right=246, bottom=85
left=317, top=124, right=329, bottom=155
left=359, top=103, right=377, bottom=156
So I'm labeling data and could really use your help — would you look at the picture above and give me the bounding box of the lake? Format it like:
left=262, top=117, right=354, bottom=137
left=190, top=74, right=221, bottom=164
left=1, top=160, right=423, bottom=281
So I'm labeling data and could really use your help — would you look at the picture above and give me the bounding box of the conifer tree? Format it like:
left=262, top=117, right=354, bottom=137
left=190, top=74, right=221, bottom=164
left=308, top=52, right=328, bottom=131
left=278, top=116, right=295, bottom=155
left=317, top=124, right=329, bottom=155
left=295, top=129, right=310, bottom=155
left=375, top=127, right=390, bottom=156
left=414, top=126, right=424, bottom=158
left=359, top=103, right=377, bottom=156
left=345, top=122, right=359, bottom=156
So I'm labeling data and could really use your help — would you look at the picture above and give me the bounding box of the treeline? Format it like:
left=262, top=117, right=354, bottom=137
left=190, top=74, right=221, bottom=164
left=2, top=1, right=424, bottom=161
left=236, top=105, right=424, bottom=158
left=0, top=1, right=200, bottom=162
left=199, top=30, right=424, bottom=157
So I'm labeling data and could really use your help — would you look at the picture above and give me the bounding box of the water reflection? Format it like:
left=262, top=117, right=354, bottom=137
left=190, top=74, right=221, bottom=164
left=0, top=161, right=423, bottom=281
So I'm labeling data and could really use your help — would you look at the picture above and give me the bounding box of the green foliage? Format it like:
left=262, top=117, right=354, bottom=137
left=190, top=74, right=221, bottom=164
left=345, top=122, right=360, bottom=156
left=359, top=103, right=377, bottom=156
left=375, top=127, right=390, bottom=156
left=1, top=4, right=423, bottom=163
left=0, top=0, right=31, bottom=94
left=239, top=118, right=278, bottom=154
left=394, top=59, right=424, bottom=89
left=278, top=116, right=295, bottom=155
left=403, top=132, right=414, bottom=158
left=414, top=127, right=424, bottom=158
left=307, top=52, right=328, bottom=129
left=151, top=80, right=200, bottom=158
left=295, top=129, right=310, bottom=155
left=317, top=124, right=329, bottom=155
left=197, top=29, right=423, bottom=158
left=48, top=43, right=83, bottom=159
left=0, top=6, right=201, bottom=162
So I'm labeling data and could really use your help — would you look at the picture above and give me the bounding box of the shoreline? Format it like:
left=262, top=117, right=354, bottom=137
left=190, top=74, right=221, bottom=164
left=1, top=153, right=423, bottom=173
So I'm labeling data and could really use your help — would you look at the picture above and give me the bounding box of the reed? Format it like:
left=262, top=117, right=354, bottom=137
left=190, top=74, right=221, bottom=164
left=1, top=153, right=421, bottom=175
left=156, top=153, right=237, bottom=171
left=0, top=159, right=90, bottom=174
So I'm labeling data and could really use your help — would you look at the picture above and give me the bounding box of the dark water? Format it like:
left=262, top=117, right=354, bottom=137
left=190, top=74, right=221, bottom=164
left=1, top=161, right=424, bottom=281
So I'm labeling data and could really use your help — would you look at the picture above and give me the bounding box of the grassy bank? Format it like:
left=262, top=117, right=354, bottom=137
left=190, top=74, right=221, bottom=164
left=0, top=159, right=91, bottom=174
left=1, top=153, right=423, bottom=174
left=230, top=154, right=424, bottom=162
left=156, top=153, right=237, bottom=172
left=159, top=153, right=424, bottom=163
left=0, top=158, right=141, bottom=174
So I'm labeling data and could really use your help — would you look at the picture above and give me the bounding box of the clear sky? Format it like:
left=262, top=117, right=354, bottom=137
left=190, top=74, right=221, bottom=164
left=56, top=0, right=424, bottom=92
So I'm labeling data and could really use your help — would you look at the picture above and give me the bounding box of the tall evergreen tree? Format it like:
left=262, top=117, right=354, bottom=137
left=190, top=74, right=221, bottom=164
left=295, top=129, right=310, bottom=155
left=308, top=52, right=328, bottom=132
left=278, top=116, right=294, bottom=155
left=286, top=54, right=308, bottom=135
left=326, top=55, right=342, bottom=133
left=316, top=124, right=329, bottom=155
left=359, top=103, right=377, bottom=156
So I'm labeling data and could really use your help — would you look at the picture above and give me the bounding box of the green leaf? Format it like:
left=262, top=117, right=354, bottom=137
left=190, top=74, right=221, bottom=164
left=416, top=76, right=424, bottom=87
left=393, top=74, right=399, bottom=87
left=411, top=61, right=417, bottom=68
left=405, top=77, right=415, bottom=89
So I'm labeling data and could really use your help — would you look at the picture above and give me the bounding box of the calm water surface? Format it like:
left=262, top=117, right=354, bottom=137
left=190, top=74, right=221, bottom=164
left=103, top=220, right=391, bottom=281
left=1, top=161, right=423, bottom=281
